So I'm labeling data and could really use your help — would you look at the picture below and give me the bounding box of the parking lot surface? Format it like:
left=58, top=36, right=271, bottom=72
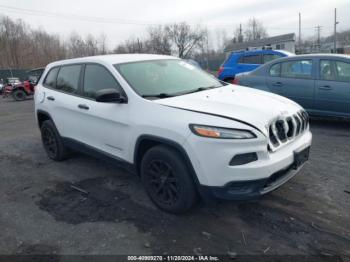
left=0, top=99, right=349, bottom=259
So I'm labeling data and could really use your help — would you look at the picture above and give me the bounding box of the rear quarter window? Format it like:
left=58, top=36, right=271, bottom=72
left=43, top=67, right=59, bottom=88
left=335, top=61, right=350, bottom=82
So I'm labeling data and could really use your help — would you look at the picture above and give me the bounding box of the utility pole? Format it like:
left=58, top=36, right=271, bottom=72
left=238, top=23, right=243, bottom=43
left=334, top=8, right=339, bottom=53
left=315, top=25, right=322, bottom=52
left=298, top=12, right=302, bottom=53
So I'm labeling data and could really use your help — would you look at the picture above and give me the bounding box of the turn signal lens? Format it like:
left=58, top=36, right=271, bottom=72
left=190, top=125, right=256, bottom=139
left=193, top=127, right=221, bottom=138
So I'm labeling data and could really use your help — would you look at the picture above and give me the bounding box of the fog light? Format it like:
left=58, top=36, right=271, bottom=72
left=229, top=153, right=258, bottom=166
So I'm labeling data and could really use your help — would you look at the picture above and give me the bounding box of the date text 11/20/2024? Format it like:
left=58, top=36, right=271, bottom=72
left=127, top=255, right=220, bottom=261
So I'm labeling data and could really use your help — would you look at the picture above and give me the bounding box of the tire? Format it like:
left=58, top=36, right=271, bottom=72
left=12, top=89, right=27, bottom=101
left=223, top=77, right=234, bottom=84
left=140, top=145, right=198, bottom=213
left=40, top=120, right=70, bottom=161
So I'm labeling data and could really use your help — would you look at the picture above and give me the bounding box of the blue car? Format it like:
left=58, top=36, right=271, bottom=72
left=235, top=54, right=350, bottom=119
left=218, top=50, right=292, bottom=82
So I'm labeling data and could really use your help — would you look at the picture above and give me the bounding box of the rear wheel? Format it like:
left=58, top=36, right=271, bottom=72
left=41, top=120, right=70, bottom=161
left=140, top=145, right=198, bottom=213
left=12, top=89, right=26, bottom=101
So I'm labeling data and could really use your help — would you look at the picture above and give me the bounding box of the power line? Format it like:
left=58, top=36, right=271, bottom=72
left=0, top=4, right=334, bottom=31
left=0, top=4, right=159, bottom=26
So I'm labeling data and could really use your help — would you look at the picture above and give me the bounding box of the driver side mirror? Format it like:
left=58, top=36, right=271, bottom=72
left=95, top=89, right=127, bottom=103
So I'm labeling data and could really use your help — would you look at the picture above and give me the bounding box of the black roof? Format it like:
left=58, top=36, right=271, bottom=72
left=225, top=33, right=295, bottom=52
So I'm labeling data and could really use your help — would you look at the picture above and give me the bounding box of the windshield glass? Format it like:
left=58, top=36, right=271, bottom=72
left=115, top=59, right=224, bottom=98
left=8, top=78, right=20, bottom=84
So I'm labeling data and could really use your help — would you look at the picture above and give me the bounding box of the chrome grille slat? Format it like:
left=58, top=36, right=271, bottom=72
left=268, top=110, right=309, bottom=152
left=291, top=117, right=297, bottom=137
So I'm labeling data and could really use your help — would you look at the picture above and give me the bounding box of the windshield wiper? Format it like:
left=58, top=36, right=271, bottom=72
left=142, top=85, right=222, bottom=99
left=182, top=85, right=221, bottom=95
left=142, top=93, right=174, bottom=98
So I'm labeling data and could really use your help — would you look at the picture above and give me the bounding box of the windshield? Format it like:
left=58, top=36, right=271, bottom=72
left=115, top=59, right=224, bottom=98
left=8, top=78, right=20, bottom=84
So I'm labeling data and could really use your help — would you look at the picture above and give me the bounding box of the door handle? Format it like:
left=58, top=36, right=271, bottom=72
left=318, top=85, right=332, bottom=90
left=78, top=104, right=89, bottom=110
left=47, top=96, right=55, bottom=101
left=273, top=82, right=283, bottom=87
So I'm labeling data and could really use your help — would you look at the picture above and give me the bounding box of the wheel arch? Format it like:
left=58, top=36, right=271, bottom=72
left=36, top=110, right=53, bottom=129
left=134, top=135, right=199, bottom=183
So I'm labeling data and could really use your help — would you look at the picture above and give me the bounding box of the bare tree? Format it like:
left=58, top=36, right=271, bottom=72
left=67, top=32, right=86, bottom=58
left=244, top=18, right=268, bottom=41
left=113, top=37, right=149, bottom=54
left=0, top=16, right=67, bottom=69
left=165, top=22, right=206, bottom=58
left=85, top=34, right=98, bottom=56
left=146, top=25, right=171, bottom=55
left=98, top=33, right=108, bottom=55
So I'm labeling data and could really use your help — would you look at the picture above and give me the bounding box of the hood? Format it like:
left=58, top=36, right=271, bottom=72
left=155, top=85, right=302, bottom=136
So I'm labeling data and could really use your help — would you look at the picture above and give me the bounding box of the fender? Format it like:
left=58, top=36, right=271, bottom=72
left=36, top=109, right=53, bottom=128
left=134, top=134, right=217, bottom=203
left=134, top=135, right=196, bottom=176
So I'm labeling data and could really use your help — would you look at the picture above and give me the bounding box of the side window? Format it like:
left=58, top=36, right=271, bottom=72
left=83, top=64, right=121, bottom=99
left=243, top=55, right=261, bottom=64
left=320, top=60, right=335, bottom=81
left=56, top=65, right=82, bottom=93
left=335, top=61, right=350, bottom=82
left=281, top=60, right=313, bottom=79
left=43, top=67, right=59, bottom=88
left=269, top=63, right=281, bottom=77
left=238, top=56, right=245, bottom=64
left=263, top=54, right=282, bottom=64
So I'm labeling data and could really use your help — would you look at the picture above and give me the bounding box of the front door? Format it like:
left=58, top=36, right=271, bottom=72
left=73, top=63, right=130, bottom=160
left=266, top=59, right=315, bottom=110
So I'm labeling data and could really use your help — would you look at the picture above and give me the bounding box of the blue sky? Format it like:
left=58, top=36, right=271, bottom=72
left=0, top=0, right=349, bottom=49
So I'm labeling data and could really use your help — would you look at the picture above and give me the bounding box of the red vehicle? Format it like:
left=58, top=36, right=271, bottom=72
left=3, top=68, right=44, bottom=101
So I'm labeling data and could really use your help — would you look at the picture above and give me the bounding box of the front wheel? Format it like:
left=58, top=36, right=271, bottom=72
left=141, top=145, right=198, bottom=213
left=12, top=89, right=27, bottom=101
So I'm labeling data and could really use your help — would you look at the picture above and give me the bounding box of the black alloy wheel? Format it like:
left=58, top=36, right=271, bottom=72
left=145, top=159, right=180, bottom=206
left=42, top=126, right=58, bottom=158
left=141, top=145, right=198, bottom=213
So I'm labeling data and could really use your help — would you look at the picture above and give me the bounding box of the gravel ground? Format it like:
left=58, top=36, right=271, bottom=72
left=0, top=98, right=349, bottom=260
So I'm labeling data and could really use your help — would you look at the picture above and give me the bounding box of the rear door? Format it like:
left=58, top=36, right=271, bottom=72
left=315, top=59, right=350, bottom=117
left=266, top=59, right=315, bottom=110
left=42, top=64, right=85, bottom=141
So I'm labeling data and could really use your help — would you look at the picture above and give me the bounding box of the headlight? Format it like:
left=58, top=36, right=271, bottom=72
left=189, top=124, right=256, bottom=139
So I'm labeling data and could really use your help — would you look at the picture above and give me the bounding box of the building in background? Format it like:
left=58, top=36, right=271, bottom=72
left=224, top=33, right=296, bottom=54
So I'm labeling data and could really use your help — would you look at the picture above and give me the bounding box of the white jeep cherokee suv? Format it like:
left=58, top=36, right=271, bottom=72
left=35, top=54, right=312, bottom=213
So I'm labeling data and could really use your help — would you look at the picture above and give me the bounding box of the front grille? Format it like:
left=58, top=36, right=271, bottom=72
left=268, top=110, right=309, bottom=151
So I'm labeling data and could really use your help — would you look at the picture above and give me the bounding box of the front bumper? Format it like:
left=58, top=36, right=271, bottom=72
left=184, top=129, right=312, bottom=191
left=198, top=153, right=308, bottom=200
